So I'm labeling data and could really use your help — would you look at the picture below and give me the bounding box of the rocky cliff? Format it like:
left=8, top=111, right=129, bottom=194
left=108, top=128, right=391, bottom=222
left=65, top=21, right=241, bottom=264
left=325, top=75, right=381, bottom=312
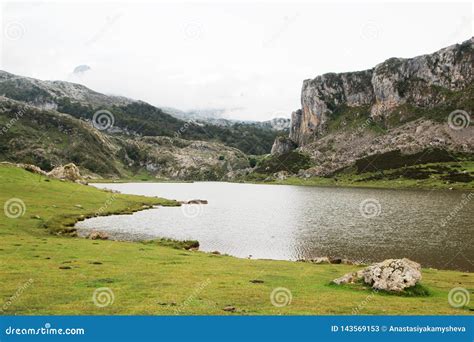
left=290, top=38, right=473, bottom=145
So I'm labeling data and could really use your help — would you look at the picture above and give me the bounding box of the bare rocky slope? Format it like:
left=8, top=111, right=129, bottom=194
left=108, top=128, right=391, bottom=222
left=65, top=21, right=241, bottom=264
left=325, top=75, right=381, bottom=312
left=269, top=38, right=473, bottom=178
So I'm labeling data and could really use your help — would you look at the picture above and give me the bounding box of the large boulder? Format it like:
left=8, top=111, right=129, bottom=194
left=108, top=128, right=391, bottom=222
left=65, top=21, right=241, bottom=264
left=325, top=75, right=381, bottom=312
left=363, top=258, right=422, bottom=292
left=332, top=258, right=422, bottom=292
left=48, top=163, right=83, bottom=182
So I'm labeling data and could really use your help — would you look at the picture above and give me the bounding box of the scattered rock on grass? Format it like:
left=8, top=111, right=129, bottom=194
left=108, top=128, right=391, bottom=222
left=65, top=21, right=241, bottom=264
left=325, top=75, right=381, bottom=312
left=332, top=270, right=364, bottom=285
left=87, top=231, right=109, bottom=240
left=363, top=258, right=422, bottom=292
left=223, top=306, right=236, bottom=312
left=48, top=163, right=84, bottom=183
left=332, top=258, right=422, bottom=292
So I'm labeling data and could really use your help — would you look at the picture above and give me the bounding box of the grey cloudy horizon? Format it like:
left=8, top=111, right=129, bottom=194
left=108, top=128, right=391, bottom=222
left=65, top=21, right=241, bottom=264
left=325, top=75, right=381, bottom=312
left=1, top=1, right=472, bottom=121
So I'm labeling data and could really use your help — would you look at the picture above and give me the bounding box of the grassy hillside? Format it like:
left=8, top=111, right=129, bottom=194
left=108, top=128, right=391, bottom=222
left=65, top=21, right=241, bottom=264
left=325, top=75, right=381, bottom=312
left=0, top=99, right=250, bottom=179
left=0, top=165, right=472, bottom=315
left=0, top=70, right=280, bottom=156
left=247, top=161, right=474, bottom=190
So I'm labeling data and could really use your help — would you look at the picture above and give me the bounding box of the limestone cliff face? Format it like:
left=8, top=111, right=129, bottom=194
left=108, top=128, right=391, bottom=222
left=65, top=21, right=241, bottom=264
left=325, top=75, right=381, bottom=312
left=291, top=38, right=473, bottom=145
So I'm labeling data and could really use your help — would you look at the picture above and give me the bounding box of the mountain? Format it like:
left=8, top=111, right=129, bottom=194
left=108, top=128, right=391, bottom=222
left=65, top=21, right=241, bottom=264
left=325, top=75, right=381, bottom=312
left=292, top=38, right=472, bottom=145
left=264, top=38, right=473, bottom=181
left=163, top=106, right=291, bottom=131
left=0, top=96, right=250, bottom=179
left=0, top=70, right=279, bottom=155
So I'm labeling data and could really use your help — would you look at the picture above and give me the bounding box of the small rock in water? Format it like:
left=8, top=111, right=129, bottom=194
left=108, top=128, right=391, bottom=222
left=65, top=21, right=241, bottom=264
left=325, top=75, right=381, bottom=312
left=180, top=199, right=208, bottom=205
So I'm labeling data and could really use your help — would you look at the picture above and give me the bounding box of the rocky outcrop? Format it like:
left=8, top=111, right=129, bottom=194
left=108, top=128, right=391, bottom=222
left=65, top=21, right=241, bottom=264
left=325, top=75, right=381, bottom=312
left=294, top=38, right=473, bottom=145
left=271, top=136, right=296, bottom=155
left=48, top=163, right=83, bottom=182
left=0, top=162, right=47, bottom=176
left=299, top=118, right=474, bottom=176
left=332, top=258, right=422, bottom=292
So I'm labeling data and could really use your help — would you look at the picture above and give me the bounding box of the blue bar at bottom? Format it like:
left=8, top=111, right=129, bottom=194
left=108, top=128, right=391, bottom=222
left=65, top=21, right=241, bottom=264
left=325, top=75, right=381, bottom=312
left=0, top=316, right=472, bottom=342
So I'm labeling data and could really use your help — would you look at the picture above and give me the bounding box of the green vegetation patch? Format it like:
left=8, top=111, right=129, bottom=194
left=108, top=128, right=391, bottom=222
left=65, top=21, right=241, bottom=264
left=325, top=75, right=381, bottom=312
left=254, top=151, right=312, bottom=174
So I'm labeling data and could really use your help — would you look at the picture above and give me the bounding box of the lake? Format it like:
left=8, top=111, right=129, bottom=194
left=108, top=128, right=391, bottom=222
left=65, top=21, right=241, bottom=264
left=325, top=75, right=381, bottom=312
left=76, top=182, right=473, bottom=271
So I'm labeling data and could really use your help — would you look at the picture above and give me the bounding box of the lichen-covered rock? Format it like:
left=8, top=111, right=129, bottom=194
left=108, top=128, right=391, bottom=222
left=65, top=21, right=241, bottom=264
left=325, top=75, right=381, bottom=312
left=48, top=163, right=83, bottom=182
left=332, top=258, right=422, bottom=292
left=362, top=258, right=422, bottom=292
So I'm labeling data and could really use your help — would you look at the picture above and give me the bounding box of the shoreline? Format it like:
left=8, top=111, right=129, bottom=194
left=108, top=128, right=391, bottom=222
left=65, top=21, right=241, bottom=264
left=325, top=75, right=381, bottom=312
left=89, top=177, right=474, bottom=192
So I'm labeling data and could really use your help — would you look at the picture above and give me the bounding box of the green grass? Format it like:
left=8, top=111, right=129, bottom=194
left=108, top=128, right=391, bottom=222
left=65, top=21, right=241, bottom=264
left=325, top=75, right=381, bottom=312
left=0, top=165, right=473, bottom=315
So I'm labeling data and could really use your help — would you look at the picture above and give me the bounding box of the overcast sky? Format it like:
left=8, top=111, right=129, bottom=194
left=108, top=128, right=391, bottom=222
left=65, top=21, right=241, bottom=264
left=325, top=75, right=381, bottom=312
left=0, top=1, right=472, bottom=121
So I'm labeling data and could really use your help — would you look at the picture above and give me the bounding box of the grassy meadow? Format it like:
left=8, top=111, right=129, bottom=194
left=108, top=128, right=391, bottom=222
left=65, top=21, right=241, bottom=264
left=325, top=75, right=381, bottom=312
left=0, top=165, right=472, bottom=315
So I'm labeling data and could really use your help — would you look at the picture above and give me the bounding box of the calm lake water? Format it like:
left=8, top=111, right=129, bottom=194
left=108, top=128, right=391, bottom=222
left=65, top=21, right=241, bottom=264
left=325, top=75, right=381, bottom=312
left=76, top=182, right=473, bottom=271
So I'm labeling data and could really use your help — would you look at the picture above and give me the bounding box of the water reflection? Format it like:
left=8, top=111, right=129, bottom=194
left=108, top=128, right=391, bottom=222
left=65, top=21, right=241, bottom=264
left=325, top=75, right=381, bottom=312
left=76, top=182, right=473, bottom=271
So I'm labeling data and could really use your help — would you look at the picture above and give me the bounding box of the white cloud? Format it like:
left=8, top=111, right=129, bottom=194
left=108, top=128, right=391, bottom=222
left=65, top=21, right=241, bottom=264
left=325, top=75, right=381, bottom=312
left=1, top=1, right=471, bottom=121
